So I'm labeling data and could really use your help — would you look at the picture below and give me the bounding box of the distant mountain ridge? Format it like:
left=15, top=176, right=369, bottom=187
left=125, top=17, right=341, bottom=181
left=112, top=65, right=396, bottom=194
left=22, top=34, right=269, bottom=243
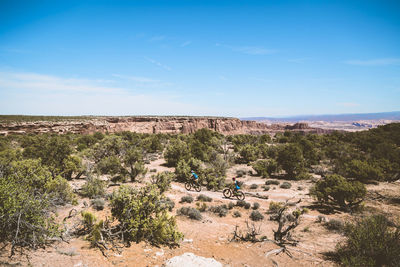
left=242, top=111, right=400, bottom=122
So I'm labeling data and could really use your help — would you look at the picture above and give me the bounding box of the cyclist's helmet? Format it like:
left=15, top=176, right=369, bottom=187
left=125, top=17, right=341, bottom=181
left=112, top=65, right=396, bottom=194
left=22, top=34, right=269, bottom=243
left=232, top=177, right=236, bottom=181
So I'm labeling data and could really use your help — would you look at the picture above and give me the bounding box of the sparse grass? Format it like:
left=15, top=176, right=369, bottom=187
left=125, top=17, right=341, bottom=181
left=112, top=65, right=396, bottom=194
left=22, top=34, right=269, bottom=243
left=250, top=184, right=258, bottom=189
left=180, top=195, right=194, bottom=203
left=236, top=200, right=251, bottom=209
left=233, top=211, right=242, bottom=218
left=268, top=201, right=284, bottom=213
left=250, top=210, right=264, bottom=221
left=91, top=198, right=105, bottom=210
left=177, top=207, right=202, bottom=220
left=195, top=202, right=207, bottom=212
left=280, top=182, right=292, bottom=189
left=324, top=219, right=344, bottom=232
left=196, top=194, right=212, bottom=202
left=265, top=180, right=280, bottom=185
left=209, top=205, right=228, bottom=217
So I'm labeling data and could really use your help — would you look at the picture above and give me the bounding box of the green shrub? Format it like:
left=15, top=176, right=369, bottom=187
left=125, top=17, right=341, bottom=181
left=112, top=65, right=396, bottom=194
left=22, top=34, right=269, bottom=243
left=81, top=176, right=107, bottom=199
left=180, top=195, right=194, bottom=203
left=208, top=205, right=228, bottom=217
left=265, top=180, right=280, bottom=185
left=250, top=184, right=258, bottom=189
left=195, top=202, right=207, bottom=212
left=252, top=202, right=260, bottom=210
left=280, top=182, right=292, bottom=189
left=310, top=174, right=366, bottom=209
left=343, top=159, right=385, bottom=182
left=91, top=198, right=105, bottom=211
left=228, top=202, right=235, bottom=210
left=263, top=185, right=270, bottom=191
left=250, top=210, right=264, bottom=221
left=268, top=201, right=285, bottom=213
left=236, top=200, right=251, bottom=209
left=45, top=175, right=77, bottom=205
left=334, top=215, right=400, bottom=267
left=277, top=144, right=305, bottom=177
left=151, top=171, right=174, bottom=193
left=164, top=139, right=191, bottom=167
left=110, top=184, right=183, bottom=247
left=324, top=219, right=344, bottom=232
left=196, top=194, right=212, bottom=202
left=252, top=159, right=278, bottom=177
left=233, top=211, right=242, bottom=218
left=296, top=172, right=312, bottom=180
left=236, top=169, right=246, bottom=177
left=177, top=207, right=202, bottom=220
left=160, top=197, right=175, bottom=212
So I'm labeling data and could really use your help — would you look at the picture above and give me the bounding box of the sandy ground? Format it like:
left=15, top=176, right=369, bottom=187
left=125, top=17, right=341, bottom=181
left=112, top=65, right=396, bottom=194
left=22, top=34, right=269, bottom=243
left=2, top=158, right=400, bottom=267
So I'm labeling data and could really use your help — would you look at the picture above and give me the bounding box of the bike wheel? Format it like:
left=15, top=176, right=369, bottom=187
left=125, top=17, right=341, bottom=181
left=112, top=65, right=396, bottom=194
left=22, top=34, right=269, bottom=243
left=236, top=191, right=245, bottom=200
left=223, top=188, right=232, bottom=198
left=194, top=183, right=201, bottom=192
left=184, top=182, right=192, bottom=191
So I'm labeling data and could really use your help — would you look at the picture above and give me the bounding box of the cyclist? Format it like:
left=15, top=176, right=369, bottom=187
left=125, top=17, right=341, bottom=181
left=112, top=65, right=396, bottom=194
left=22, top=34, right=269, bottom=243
left=191, top=170, right=199, bottom=183
left=232, top=177, right=240, bottom=193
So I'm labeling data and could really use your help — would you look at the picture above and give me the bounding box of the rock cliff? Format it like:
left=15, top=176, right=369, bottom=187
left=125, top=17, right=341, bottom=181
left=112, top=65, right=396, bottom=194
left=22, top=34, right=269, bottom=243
left=0, top=116, right=331, bottom=135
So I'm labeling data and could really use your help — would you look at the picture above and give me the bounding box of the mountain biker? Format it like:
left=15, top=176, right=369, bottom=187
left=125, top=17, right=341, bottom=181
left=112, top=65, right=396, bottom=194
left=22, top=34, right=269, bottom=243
left=232, top=177, right=240, bottom=193
left=191, top=170, right=199, bottom=183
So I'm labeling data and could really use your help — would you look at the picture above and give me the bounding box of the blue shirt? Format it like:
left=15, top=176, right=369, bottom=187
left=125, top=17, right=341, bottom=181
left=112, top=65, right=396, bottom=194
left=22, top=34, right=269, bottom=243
left=192, top=172, right=199, bottom=179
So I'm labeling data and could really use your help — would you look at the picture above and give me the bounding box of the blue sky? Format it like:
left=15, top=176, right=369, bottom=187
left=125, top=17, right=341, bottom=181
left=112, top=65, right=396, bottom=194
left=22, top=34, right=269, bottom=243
left=0, top=0, right=399, bottom=117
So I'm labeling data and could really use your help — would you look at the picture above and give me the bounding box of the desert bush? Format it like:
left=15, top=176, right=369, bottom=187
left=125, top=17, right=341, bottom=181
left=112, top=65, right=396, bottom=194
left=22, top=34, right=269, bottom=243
left=310, top=174, right=366, bottom=210
left=236, top=169, right=247, bottom=177
left=81, top=176, right=107, bottom=199
left=296, top=172, right=312, bottom=180
left=250, top=184, right=258, bottom=189
left=151, top=171, right=174, bottom=193
left=45, top=175, right=77, bottom=205
left=233, top=211, right=242, bottom=218
left=164, top=139, right=191, bottom=167
left=150, top=168, right=157, bottom=172
left=91, top=198, right=105, bottom=211
left=252, top=202, right=260, bottom=210
left=280, top=182, right=292, bottom=189
left=333, top=215, right=400, bottom=267
left=343, top=159, right=385, bottom=182
left=180, top=195, right=194, bottom=203
left=236, top=200, right=251, bottom=209
left=195, top=202, right=207, bottom=212
left=324, top=219, right=344, bottom=232
left=252, top=159, right=278, bottom=178
left=0, top=159, right=63, bottom=255
left=238, top=145, right=259, bottom=163
left=177, top=207, right=202, bottom=220
left=250, top=210, right=264, bottom=221
left=175, top=157, right=203, bottom=182
left=317, top=215, right=327, bottom=223
left=196, top=194, right=212, bottom=202
left=209, top=205, right=228, bottom=217
left=268, top=201, right=285, bottom=214
left=228, top=202, right=235, bottom=210
left=160, top=197, right=175, bottom=212
left=265, top=180, right=280, bottom=185
left=277, top=144, right=305, bottom=178
left=110, top=184, right=183, bottom=247
left=263, top=185, right=270, bottom=191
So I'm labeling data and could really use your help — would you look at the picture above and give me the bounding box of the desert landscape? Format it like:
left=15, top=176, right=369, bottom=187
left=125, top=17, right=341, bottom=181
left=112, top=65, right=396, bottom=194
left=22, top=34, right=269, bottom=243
left=0, top=116, right=399, bottom=267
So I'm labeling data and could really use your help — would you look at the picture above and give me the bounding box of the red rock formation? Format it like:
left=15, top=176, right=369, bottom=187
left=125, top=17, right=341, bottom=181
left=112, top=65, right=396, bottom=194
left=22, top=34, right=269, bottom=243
left=0, top=116, right=331, bottom=135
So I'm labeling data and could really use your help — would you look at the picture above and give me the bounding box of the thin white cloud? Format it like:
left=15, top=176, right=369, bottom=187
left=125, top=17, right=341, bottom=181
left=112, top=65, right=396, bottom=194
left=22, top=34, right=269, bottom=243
left=216, top=43, right=276, bottom=55
left=144, top=57, right=172, bottom=71
left=345, top=58, right=400, bottom=66
left=0, top=71, right=122, bottom=94
left=181, top=41, right=192, bottom=47
left=0, top=71, right=196, bottom=115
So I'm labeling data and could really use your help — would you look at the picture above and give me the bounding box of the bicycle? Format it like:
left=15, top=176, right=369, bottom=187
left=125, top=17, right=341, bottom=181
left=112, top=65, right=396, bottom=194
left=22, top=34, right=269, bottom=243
left=184, top=180, right=201, bottom=192
left=222, top=186, right=245, bottom=200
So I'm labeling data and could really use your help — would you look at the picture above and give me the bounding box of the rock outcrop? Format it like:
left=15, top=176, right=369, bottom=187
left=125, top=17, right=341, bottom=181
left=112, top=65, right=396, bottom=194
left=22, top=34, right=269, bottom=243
left=163, top=252, right=223, bottom=267
left=0, top=116, right=331, bottom=135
